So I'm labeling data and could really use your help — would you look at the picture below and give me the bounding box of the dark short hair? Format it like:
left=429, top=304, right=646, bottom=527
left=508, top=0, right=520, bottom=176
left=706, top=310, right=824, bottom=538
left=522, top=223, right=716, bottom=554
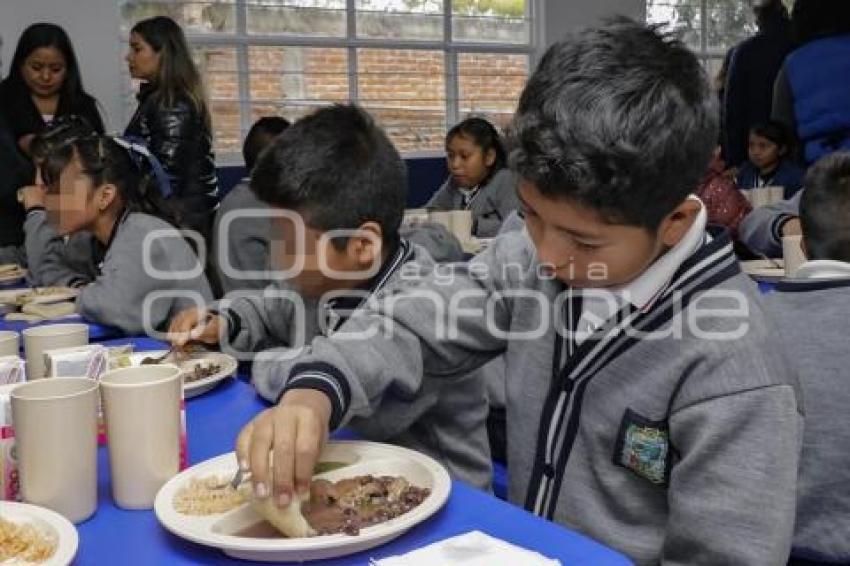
left=792, top=0, right=850, bottom=46
left=243, top=116, right=290, bottom=171
left=250, top=104, right=406, bottom=250
left=446, top=117, right=507, bottom=176
left=507, top=17, right=717, bottom=230
left=800, top=152, right=850, bottom=262
left=750, top=120, right=794, bottom=150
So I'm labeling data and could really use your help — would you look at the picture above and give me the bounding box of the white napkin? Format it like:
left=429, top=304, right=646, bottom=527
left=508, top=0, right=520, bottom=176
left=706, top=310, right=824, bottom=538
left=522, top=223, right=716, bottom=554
left=370, top=531, right=561, bottom=566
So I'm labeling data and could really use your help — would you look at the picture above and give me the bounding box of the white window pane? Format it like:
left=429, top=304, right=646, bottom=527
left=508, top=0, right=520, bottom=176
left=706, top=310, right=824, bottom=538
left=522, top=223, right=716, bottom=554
left=248, top=46, right=349, bottom=104
left=452, top=0, right=529, bottom=44
left=705, top=0, right=756, bottom=52
left=120, top=1, right=236, bottom=34
left=646, top=1, right=702, bottom=51
left=356, top=0, right=443, bottom=41
left=210, top=100, right=241, bottom=155
left=458, top=52, right=527, bottom=129
left=357, top=49, right=445, bottom=152
left=245, top=0, right=346, bottom=37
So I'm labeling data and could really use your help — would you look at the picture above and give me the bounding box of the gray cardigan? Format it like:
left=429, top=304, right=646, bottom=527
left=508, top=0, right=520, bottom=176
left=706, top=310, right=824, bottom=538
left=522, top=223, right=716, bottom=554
left=738, top=190, right=802, bottom=257
left=766, top=276, right=850, bottom=563
left=262, top=229, right=802, bottom=565
left=215, top=242, right=492, bottom=490
left=24, top=210, right=213, bottom=333
left=426, top=168, right=520, bottom=238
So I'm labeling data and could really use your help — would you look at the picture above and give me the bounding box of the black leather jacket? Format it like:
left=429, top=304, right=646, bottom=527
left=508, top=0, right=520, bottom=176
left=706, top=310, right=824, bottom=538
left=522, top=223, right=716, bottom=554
left=125, top=84, right=218, bottom=238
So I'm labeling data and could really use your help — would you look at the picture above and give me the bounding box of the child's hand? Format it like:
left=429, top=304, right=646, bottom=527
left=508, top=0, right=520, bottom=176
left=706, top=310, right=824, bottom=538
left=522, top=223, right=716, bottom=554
left=17, top=185, right=46, bottom=211
left=167, top=308, right=222, bottom=347
left=236, top=389, right=332, bottom=507
left=781, top=217, right=802, bottom=237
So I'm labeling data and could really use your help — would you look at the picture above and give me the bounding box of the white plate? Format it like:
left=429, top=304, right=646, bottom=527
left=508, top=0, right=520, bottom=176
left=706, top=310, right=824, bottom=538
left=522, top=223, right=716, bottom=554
left=0, top=501, right=79, bottom=565
left=0, top=267, right=26, bottom=285
left=741, top=259, right=786, bottom=282
left=154, top=441, right=451, bottom=562
left=0, top=288, right=79, bottom=306
left=127, top=351, right=237, bottom=398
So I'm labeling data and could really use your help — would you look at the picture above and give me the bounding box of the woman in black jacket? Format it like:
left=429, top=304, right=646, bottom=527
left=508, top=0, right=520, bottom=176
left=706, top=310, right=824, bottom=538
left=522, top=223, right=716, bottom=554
left=124, top=16, right=218, bottom=241
left=0, top=23, right=104, bottom=157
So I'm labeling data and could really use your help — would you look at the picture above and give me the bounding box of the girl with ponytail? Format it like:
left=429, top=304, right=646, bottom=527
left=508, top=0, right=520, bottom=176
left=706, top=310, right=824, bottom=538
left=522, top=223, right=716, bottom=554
left=21, top=115, right=213, bottom=333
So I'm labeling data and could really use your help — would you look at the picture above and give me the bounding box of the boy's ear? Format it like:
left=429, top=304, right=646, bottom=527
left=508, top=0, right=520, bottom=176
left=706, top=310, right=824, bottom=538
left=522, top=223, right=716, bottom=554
left=484, top=148, right=497, bottom=168
left=97, top=183, right=119, bottom=211
left=658, top=198, right=701, bottom=249
left=347, top=221, right=384, bottom=266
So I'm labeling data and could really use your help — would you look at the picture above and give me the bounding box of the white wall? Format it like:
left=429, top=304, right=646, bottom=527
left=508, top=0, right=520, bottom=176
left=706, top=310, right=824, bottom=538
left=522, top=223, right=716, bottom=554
left=0, top=0, right=126, bottom=133
left=0, top=0, right=646, bottom=139
left=541, top=0, right=645, bottom=52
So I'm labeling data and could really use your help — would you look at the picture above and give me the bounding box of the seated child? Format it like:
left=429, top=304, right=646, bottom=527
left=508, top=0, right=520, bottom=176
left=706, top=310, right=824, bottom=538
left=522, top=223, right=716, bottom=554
left=427, top=117, right=519, bottom=238
left=737, top=121, right=805, bottom=199
left=20, top=117, right=212, bottom=333
left=169, top=104, right=492, bottom=489
left=212, top=116, right=290, bottom=294
left=765, top=151, right=850, bottom=565
left=232, top=20, right=803, bottom=564
left=697, top=146, right=752, bottom=236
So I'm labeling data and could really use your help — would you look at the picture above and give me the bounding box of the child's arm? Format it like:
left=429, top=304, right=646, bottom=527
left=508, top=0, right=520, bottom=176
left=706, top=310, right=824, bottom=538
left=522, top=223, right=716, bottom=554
left=425, top=177, right=456, bottom=210
left=738, top=190, right=802, bottom=257
left=23, top=209, right=95, bottom=287
left=235, top=231, right=528, bottom=507
left=662, top=380, right=801, bottom=563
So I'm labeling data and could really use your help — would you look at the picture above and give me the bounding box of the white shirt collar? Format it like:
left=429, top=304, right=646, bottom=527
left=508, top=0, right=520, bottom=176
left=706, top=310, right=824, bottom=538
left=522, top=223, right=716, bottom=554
left=610, top=196, right=708, bottom=310
left=794, top=260, right=850, bottom=280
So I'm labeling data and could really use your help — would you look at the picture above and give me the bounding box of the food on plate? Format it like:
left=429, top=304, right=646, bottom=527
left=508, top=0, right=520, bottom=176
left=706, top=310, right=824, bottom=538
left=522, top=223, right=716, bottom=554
left=0, top=516, right=57, bottom=563
left=183, top=362, right=221, bottom=383
left=254, top=475, right=431, bottom=537
left=172, top=476, right=248, bottom=516
left=13, top=287, right=77, bottom=306
left=313, top=461, right=349, bottom=474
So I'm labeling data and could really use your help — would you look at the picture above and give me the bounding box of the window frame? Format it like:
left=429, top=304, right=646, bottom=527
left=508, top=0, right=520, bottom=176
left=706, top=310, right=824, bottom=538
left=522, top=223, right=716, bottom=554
left=121, top=0, right=538, bottom=163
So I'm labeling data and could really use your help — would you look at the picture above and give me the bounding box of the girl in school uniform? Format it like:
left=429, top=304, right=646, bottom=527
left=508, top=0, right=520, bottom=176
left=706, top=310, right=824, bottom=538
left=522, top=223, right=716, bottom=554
left=18, top=118, right=213, bottom=334
left=427, top=117, right=520, bottom=238
left=736, top=121, right=805, bottom=199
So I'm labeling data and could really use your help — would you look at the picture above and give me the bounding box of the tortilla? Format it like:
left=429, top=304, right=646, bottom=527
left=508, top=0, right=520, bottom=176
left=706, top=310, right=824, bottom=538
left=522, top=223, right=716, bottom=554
left=251, top=492, right=315, bottom=538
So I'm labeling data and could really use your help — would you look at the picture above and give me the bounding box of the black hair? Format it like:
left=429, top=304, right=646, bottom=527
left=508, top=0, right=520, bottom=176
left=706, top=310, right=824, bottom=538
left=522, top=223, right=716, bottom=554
left=754, top=0, right=790, bottom=30
left=750, top=120, right=794, bottom=152
left=5, top=23, right=97, bottom=115
left=791, top=0, right=850, bottom=46
left=243, top=116, right=290, bottom=171
left=800, top=152, right=850, bottom=262
left=251, top=104, right=406, bottom=250
left=507, top=18, right=717, bottom=230
left=446, top=117, right=507, bottom=182
left=37, top=116, right=180, bottom=227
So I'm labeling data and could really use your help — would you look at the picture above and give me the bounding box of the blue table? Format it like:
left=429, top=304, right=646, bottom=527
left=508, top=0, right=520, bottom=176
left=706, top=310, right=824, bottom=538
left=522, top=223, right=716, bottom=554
left=71, top=337, right=630, bottom=565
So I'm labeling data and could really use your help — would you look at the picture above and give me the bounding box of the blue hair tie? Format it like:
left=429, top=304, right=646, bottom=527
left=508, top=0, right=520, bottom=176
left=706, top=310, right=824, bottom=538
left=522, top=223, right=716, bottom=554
left=113, top=136, right=173, bottom=199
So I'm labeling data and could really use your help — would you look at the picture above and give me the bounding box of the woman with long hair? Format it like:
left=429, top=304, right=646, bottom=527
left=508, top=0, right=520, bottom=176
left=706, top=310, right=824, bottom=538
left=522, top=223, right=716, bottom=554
left=124, top=15, right=219, bottom=241
left=0, top=22, right=104, bottom=156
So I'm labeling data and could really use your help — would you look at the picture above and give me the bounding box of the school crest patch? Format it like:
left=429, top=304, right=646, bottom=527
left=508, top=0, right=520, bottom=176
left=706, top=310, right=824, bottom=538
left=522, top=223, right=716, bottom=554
left=614, top=409, right=670, bottom=486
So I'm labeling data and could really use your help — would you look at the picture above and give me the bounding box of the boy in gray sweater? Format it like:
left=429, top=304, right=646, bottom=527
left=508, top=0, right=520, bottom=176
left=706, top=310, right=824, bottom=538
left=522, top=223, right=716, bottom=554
left=765, top=152, right=850, bottom=565
left=169, top=105, right=492, bottom=489
left=233, top=20, right=803, bottom=565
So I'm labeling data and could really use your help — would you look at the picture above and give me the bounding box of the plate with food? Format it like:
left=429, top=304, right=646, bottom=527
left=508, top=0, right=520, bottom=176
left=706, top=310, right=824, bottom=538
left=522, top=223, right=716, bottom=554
left=0, top=264, right=27, bottom=286
left=127, top=350, right=237, bottom=398
left=154, top=441, right=451, bottom=562
left=0, top=287, right=79, bottom=307
left=740, top=259, right=786, bottom=282
left=0, top=501, right=78, bottom=565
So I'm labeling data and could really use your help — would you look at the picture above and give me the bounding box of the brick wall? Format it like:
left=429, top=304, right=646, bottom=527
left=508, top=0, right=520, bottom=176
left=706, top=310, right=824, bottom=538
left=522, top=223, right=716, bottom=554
left=193, top=46, right=527, bottom=157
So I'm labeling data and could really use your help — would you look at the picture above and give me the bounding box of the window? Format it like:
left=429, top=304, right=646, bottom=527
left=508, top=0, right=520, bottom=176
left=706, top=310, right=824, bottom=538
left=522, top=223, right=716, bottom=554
left=119, top=1, right=535, bottom=162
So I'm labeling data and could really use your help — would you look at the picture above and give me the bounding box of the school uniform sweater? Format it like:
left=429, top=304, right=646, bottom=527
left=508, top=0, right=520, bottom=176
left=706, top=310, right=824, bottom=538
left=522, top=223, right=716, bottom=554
left=215, top=241, right=492, bottom=489
left=766, top=261, right=850, bottom=563
left=736, top=159, right=805, bottom=199
left=24, top=210, right=213, bottom=333
left=426, top=168, right=520, bottom=238
left=738, top=189, right=802, bottom=257
left=267, top=226, right=802, bottom=564
left=211, top=181, right=272, bottom=295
